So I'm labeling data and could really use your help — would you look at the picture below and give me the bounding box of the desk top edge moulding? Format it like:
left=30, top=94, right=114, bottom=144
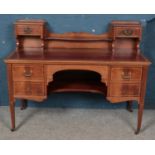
left=4, top=19, right=151, bottom=134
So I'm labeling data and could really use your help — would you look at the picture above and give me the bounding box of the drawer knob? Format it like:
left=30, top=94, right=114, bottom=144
left=121, top=71, right=131, bottom=80
left=122, top=29, right=133, bottom=36
left=23, top=27, right=32, bottom=34
left=23, top=69, right=32, bottom=77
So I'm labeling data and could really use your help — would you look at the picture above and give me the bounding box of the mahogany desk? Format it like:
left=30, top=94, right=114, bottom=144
left=5, top=20, right=151, bottom=134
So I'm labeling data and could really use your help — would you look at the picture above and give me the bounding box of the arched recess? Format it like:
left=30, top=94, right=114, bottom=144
left=52, top=70, right=101, bottom=82
left=46, top=65, right=109, bottom=86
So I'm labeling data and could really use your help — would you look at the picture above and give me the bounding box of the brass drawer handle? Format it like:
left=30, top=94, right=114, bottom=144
left=121, top=71, right=131, bottom=80
left=23, top=70, right=32, bottom=77
left=23, top=27, right=32, bottom=34
left=121, top=29, right=133, bottom=36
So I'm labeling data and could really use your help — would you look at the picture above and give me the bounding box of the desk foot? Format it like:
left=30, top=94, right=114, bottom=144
left=10, top=101, right=15, bottom=133
left=20, top=99, right=28, bottom=110
left=126, top=101, right=133, bottom=112
left=135, top=129, right=140, bottom=135
left=135, top=103, right=144, bottom=135
left=11, top=128, right=15, bottom=132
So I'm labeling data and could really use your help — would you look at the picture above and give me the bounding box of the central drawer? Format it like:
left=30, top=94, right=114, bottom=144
left=12, top=64, right=44, bottom=81
left=46, top=65, right=109, bottom=84
left=111, top=67, right=142, bottom=82
left=13, top=81, right=45, bottom=96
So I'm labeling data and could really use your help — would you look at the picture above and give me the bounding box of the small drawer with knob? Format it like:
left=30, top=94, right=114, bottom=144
left=12, top=64, right=44, bottom=81
left=15, top=24, right=43, bottom=36
left=114, top=27, right=141, bottom=38
left=110, top=67, right=142, bottom=82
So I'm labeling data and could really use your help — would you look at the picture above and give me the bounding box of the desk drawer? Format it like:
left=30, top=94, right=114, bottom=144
left=114, top=27, right=141, bottom=38
left=13, top=81, right=44, bottom=96
left=111, top=67, right=142, bottom=82
left=109, top=83, right=140, bottom=97
left=16, top=24, right=43, bottom=36
left=12, top=64, right=44, bottom=81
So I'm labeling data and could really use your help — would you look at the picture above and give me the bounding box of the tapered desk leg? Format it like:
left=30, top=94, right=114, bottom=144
left=135, top=102, right=144, bottom=134
left=126, top=101, right=133, bottom=112
left=135, top=66, right=148, bottom=134
left=10, top=101, right=15, bottom=131
left=20, top=99, right=28, bottom=110
left=7, top=64, right=16, bottom=131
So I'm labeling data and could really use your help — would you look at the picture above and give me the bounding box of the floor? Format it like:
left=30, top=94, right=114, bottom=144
left=0, top=107, right=155, bottom=139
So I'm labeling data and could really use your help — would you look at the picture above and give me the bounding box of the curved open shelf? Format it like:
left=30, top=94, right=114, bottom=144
left=47, top=70, right=107, bottom=95
left=48, top=80, right=107, bottom=95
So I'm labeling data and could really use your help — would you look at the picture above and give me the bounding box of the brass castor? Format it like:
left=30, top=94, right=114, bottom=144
left=135, top=129, right=140, bottom=135
left=11, top=128, right=15, bottom=132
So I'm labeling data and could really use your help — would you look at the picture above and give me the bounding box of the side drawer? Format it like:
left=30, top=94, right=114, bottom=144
left=16, top=24, right=43, bottom=36
left=109, top=83, right=141, bottom=97
left=12, top=64, right=44, bottom=81
left=13, top=81, right=45, bottom=96
left=111, top=67, right=142, bottom=82
left=114, top=27, right=141, bottom=38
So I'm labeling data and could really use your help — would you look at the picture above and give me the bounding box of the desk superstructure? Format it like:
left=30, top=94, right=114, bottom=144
left=5, top=20, right=151, bottom=134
